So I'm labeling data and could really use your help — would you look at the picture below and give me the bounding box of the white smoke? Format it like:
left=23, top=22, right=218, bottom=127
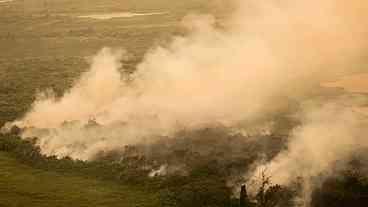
left=247, top=102, right=368, bottom=203
left=17, top=48, right=125, bottom=128
left=6, top=1, right=368, bottom=199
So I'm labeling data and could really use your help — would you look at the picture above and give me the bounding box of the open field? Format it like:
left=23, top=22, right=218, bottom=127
left=0, top=152, right=159, bottom=207
left=0, top=0, right=206, bottom=126
left=0, top=1, right=210, bottom=206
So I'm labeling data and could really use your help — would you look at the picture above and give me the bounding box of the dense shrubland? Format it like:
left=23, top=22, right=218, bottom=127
left=1, top=1, right=368, bottom=206
left=1, top=126, right=367, bottom=207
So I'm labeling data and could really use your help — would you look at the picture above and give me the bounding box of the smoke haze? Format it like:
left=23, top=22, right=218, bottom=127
left=6, top=0, right=368, bottom=204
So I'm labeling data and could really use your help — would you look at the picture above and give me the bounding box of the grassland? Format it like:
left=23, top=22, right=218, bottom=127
left=0, top=0, right=194, bottom=126
left=0, top=152, right=160, bottom=207
left=0, top=1, right=213, bottom=206
left=1, top=1, right=367, bottom=207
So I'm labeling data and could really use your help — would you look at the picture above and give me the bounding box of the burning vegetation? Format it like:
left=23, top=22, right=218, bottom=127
left=1, top=0, right=368, bottom=206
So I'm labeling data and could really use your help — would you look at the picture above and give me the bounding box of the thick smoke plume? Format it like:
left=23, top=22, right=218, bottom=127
left=5, top=0, right=368, bottom=203
left=247, top=102, right=368, bottom=204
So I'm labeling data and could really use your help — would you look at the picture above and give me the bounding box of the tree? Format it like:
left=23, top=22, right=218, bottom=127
left=253, top=169, right=294, bottom=207
left=240, top=184, right=253, bottom=207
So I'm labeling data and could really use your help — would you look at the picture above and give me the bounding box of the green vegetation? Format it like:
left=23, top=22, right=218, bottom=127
left=0, top=0, right=232, bottom=128
left=0, top=1, right=238, bottom=206
left=2, top=131, right=367, bottom=207
left=0, top=129, right=245, bottom=206
left=1, top=1, right=368, bottom=206
left=0, top=151, right=159, bottom=207
left=0, top=0, right=207, bottom=126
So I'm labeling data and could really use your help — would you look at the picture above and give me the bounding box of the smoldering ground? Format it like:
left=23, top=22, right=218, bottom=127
left=4, top=0, right=368, bottom=205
